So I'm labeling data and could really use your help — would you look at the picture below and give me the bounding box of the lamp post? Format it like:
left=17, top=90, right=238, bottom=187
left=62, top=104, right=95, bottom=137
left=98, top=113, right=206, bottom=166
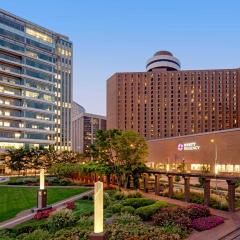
left=37, top=168, right=47, bottom=209
left=210, top=139, right=218, bottom=191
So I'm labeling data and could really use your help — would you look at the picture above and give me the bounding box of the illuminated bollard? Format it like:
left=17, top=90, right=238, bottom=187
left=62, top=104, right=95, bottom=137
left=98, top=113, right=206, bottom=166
left=37, top=169, right=47, bottom=209
left=89, top=181, right=107, bottom=240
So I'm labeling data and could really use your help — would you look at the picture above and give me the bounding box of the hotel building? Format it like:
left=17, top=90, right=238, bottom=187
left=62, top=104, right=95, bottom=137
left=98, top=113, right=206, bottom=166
left=107, top=51, right=240, bottom=174
left=72, top=112, right=106, bottom=153
left=0, top=9, right=72, bottom=151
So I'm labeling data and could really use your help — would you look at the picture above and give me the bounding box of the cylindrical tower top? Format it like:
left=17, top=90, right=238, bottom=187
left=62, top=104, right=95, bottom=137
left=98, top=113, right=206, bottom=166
left=146, top=50, right=181, bottom=71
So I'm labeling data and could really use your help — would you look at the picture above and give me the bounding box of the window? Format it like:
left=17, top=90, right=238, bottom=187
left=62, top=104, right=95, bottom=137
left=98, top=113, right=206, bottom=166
left=26, top=28, right=53, bottom=43
left=0, top=15, right=24, bottom=31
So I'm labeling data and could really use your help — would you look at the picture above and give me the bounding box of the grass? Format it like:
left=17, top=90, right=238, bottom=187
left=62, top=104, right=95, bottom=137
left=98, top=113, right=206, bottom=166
left=0, top=186, right=90, bottom=222
left=74, top=199, right=93, bottom=216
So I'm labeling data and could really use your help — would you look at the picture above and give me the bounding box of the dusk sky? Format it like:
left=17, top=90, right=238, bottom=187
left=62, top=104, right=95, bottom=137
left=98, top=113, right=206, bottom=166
left=1, top=0, right=240, bottom=115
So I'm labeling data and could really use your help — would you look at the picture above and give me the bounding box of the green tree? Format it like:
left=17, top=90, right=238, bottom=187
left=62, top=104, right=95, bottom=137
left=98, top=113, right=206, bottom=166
left=49, top=163, right=81, bottom=178
left=90, top=129, right=122, bottom=185
left=114, top=131, right=148, bottom=188
left=89, top=129, right=148, bottom=189
left=5, top=148, right=29, bottom=175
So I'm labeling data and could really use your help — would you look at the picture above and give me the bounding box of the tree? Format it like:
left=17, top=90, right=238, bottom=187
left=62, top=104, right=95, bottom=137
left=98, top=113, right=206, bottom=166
left=49, top=163, right=81, bottom=179
left=89, top=129, right=148, bottom=188
left=4, top=148, right=29, bottom=175
left=4, top=147, right=88, bottom=175
left=114, top=131, right=148, bottom=188
left=90, top=129, right=122, bottom=185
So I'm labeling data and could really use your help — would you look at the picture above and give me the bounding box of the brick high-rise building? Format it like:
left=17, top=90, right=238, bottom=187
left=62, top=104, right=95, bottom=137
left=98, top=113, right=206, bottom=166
left=107, top=51, right=240, bottom=140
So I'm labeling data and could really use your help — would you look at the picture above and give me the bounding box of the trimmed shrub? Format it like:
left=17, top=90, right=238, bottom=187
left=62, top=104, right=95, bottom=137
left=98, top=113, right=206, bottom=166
left=191, top=216, right=224, bottom=231
left=187, top=204, right=210, bottom=220
left=121, top=206, right=135, bottom=214
left=112, top=203, right=123, bottom=213
left=122, top=198, right=155, bottom=209
left=135, top=201, right=168, bottom=220
left=48, top=209, right=77, bottom=232
left=21, top=229, right=50, bottom=240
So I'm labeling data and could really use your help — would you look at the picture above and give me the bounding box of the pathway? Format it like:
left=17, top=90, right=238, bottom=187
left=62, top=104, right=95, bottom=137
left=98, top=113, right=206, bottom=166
left=220, top=227, right=240, bottom=240
left=0, top=189, right=93, bottom=229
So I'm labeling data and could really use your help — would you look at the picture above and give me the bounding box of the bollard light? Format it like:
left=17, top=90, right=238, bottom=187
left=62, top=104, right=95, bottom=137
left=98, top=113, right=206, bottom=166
left=89, top=181, right=106, bottom=239
left=37, top=168, right=47, bottom=210
left=40, top=168, right=45, bottom=190
left=94, top=181, right=103, bottom=233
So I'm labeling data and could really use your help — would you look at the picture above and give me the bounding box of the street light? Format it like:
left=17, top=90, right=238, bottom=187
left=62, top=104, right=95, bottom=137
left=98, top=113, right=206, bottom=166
left=210, top=139, right=218, bottom=191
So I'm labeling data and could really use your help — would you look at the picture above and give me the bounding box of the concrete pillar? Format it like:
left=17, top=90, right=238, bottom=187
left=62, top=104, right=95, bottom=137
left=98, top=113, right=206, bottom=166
left=155, top=174, right=160, bottom=195
left=168, top=175, right=174, bottom=198
left=227, top=180, right=236, bottom=212
left=144, top=174, right=149, bottom=193
left=204, top=178, right=211, bottom=206
left=184, top=177, right=190, bottom=202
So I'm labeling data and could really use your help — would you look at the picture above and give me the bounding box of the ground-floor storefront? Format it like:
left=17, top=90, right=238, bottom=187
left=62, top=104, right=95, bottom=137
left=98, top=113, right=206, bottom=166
left=147, top=128, right=240, bottom=175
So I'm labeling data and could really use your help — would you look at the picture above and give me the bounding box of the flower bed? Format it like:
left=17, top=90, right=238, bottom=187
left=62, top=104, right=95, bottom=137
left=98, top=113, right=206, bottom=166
left=65, top=201, right=76, bottom=210
left=187, top=204, right=210, bottom=220
left=33, top=208, right=56, bottom=220
left=191, top=216, right=224, bottom=231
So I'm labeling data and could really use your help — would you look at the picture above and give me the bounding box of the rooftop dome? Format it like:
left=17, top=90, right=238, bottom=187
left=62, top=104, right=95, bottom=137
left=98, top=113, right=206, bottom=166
left=146, top=50, right=181, bottom=72
left=154, top=51, right=173, bottom=57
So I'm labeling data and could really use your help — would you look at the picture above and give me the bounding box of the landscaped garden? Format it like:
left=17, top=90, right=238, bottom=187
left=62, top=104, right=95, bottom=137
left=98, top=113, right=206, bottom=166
left=0, top=186, right=90, bottom=222
left=0, top=130, right=231, bottom=239
left=0, top=189, right=225, bottom=240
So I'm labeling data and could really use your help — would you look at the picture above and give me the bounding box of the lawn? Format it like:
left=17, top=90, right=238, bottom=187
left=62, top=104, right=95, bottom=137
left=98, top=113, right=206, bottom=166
left=0, top=186, right=90, bottom=222
left=74, top=199, right=93, bottom=216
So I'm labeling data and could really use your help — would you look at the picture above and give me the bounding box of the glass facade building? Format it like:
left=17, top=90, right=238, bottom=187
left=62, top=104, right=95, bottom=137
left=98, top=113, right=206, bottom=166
left=0, top=9, right=72, bottom=151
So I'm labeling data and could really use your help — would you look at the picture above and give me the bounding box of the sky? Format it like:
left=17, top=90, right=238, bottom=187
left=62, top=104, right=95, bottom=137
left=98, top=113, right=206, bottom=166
left=1, top=0, right=240, bottom=115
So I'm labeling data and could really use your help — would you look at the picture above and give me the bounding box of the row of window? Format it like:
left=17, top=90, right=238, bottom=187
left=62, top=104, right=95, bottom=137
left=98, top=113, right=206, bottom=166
left=0, top=27, right=25, bottom=42
left=0, top=14, right=24, bottom=32
left=26, top=27, right=53, bottom=44
left=0, top=75, right=53, bottom=93
left=26, top=58, right=53, bottom=72
left=25, top=69, right=52, bottom=82
left=0, top=119, right=53, bottom=131
left=0, top=36, right=54, bottom=54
